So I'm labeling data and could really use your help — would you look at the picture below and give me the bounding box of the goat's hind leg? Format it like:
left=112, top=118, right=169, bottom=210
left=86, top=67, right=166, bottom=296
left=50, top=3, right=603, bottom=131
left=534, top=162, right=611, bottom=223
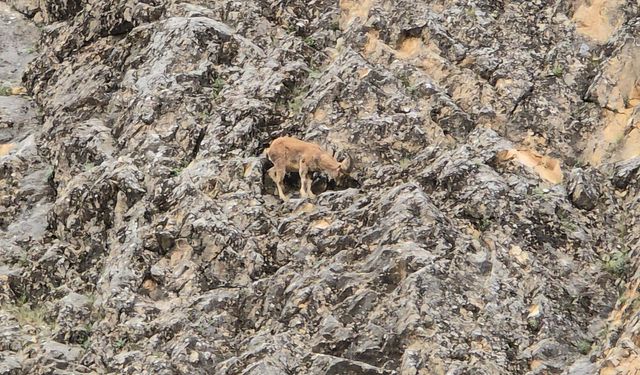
left=268, top=166, right=288, bottom=201
left=274, top=165, right=289, bottom=201
left=305, top=173, right=315, bottom=198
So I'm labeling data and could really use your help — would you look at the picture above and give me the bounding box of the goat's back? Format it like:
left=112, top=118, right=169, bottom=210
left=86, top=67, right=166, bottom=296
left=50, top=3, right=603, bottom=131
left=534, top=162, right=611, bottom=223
left=269, top=136, right=324, bottom=155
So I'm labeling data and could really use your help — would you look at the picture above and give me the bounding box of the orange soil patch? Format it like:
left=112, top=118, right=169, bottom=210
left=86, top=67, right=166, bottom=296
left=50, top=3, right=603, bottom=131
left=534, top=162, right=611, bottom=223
left=497, top=149, right=563, bottom=184
left=584, top=88, right=640, bottom=166
left=572, top=0, right=625, bottom=43
left=339, top=0, right=373, bottom=29
left=0, top=143, right=15, bottom=156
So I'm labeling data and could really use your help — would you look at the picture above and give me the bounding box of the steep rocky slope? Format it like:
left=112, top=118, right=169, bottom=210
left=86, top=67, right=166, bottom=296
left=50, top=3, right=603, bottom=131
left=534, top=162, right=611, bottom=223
left=1, top=0, right=640, bottom=374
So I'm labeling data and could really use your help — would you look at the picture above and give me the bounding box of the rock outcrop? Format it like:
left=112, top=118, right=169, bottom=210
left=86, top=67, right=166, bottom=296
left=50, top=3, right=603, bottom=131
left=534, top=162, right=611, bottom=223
left=1, top=0, right=640, bottom=374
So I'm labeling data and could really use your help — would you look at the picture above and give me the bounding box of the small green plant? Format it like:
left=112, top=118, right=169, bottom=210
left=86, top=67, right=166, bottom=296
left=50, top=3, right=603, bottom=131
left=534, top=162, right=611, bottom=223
left=530, top=187, right=547, bottom=198
left=211, top=78, right=225, bottom=98
left=557, top=210, right=577, bottom=233
left=617, top=291, right=628, bottom=307
left=199, top=110, right=211, bottom=123
left=330, top=21, right=340, bottom=31
left=308, top=70, right=323, bottom=79
left=603, top=251, right=628, bottom=277
left=16, top=253, right=29, bottom=268
left=287, top=86, right=306, bottom=115
left=170, top=167, right=183, bottom=176
left=527, top=317, right=540, bottom=331
left=81, top=337, right=91, bottom=350
left=552, top=64, right=564, bottom=77
left=114, top=338, right=127, bottom=350
left=623, top=96, right=630, bottom=108
left=465, top=7, right=476, bottom=17
left=406, top=84, right=419, bottom=97
left=84, top=322, right=93, bottom=333
left=289, top=97, right=303, bottom=114
left=303, top=36, right=317, bottom=48
left=45, top=167, right=54, bottom=182
left=399, top=75, right=411, bottom=88
left=398, top=158, right=412, bottom=170
left=26, top=46, right=37, bottom=54
left=0, top=86, right=11, bottom=96
left=477, top=217, right=492, bottom=232
left=575, top=339, right=592, bottom=355
left=84, top=162, right=95, bottom=171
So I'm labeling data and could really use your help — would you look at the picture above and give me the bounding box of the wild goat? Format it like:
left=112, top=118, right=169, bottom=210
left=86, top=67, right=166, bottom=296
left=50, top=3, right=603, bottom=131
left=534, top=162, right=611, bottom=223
left=263, top=136, right=352, bottom=201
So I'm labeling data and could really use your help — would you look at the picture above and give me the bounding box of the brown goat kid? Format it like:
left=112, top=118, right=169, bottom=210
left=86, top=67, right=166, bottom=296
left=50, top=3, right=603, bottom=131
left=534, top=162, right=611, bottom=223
left=263, top=136, right=352, bottom=201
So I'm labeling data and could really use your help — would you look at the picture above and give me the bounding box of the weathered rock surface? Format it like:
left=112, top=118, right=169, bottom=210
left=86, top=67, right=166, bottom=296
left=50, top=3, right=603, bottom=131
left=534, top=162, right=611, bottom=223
left=1, top=0, right=640, bottom=374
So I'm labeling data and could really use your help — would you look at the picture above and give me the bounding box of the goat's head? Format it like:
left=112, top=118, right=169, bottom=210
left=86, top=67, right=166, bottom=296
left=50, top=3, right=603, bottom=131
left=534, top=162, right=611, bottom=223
left=322, top=152, right=353, bottom=180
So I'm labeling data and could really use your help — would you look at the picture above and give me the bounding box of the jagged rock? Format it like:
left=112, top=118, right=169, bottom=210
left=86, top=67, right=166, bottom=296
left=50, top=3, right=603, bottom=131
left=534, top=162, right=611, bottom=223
left=307, top=354, right=395, bottom=375
left=611, top=157, right=640, bottom=189
left=567, top=168, right=600, bottom=210
left=0, top=353, right=23, bottom=375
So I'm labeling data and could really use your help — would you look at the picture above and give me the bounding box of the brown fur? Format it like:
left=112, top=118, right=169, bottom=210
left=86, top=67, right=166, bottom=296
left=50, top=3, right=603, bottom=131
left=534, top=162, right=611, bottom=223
left=263, top=136, right=351, bottom=201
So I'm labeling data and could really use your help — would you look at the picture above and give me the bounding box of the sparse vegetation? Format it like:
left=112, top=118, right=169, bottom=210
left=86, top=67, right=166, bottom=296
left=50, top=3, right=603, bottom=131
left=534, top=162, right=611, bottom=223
left=477, top=217, right=492, bottom=232
left=289, top=96, right=303, bottom=114
left=45, top=167, right=54, bottom=182
left=16, top=253, right=29, bottom=268
left=303, top=36, right=317, bottom=48
left=603, top=250, right=628, bottom=277
left=575, top=339, right=592, bottom=355
left=527, top=317, right=540, bottom=331
left=0, top=86, right=12, bottom=96
left=557, top=210, right=577, bottom=233
left=287, top=86, right=306, bottom=115
left=199, top=110, right=210, bottom=123
left=399, top=75, right=411, bottom=89
left=211, top=78, right=225, bottom=98
left=80, top=323, right=93, bottom=350
left=617, top=293, right=628, bottom=307
left=398, top=158, right=412, bottom=170
left=81, top=337, right=92, bottom=350
left=114, top=338, right=127, bottom=350
left=3, top=297, right=48, bottom=329
left=308, top=69, right=323, bottom=79
left=623, top=96, right=630, bottom=108
left=531, top=187, right=547, bottom=198
left=552, top=64, right=564, bottom=77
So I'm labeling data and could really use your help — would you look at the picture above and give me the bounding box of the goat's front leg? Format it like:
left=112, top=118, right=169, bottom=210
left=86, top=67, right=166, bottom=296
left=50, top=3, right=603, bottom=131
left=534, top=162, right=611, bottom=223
left=305, top=172, right=315, bottom=198
left=299, top=159, right=316, bottom=199
left=299, top=160, right=309, bottom=198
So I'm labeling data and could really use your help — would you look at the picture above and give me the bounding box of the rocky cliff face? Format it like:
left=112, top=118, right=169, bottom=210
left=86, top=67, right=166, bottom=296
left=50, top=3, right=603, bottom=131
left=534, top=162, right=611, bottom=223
left=1, top=0, right=640, bottom=374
